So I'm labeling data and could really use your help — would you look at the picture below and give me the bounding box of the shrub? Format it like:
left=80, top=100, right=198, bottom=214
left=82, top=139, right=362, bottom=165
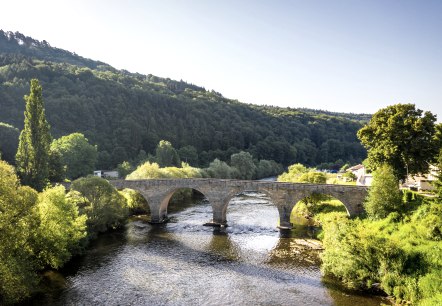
left=0, top=160, right=39, bottom=304
left=70, top=176, right=128, bottom=238
left=33, top=185, right=87, bottom=269
left=119, top=188, right=149, bottom=214
left=365, top=164, right=403, bottom=219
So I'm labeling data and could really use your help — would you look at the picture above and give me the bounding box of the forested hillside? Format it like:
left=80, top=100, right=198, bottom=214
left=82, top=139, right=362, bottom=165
left=0, top=30, right=369, bottom=169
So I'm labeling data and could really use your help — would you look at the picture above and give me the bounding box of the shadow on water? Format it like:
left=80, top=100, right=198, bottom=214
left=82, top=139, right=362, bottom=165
left=167, top=189, right=206, bottom=214
left=25, top=192, right=390, bottom=306
left=137, top=224, right=325, bottom=290
left=20, top=227, right=130, bottom=306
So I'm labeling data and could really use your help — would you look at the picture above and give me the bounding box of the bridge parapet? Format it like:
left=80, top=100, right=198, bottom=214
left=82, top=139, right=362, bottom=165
left=107, top=178, right=368, bottom=228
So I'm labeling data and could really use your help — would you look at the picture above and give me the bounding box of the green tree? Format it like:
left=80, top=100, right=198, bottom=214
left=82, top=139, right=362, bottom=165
left=230, top=151, right=256, bottom=180
left=364, top=164, right=403, bottom=219
left=298, top=171, right=328, bottom=207
left=155, top=140, right=180, bottom=167
left=126, top=161, right=163, bottom=179
left=48, top=148, right=65, bottom=182
left=342, top=171, right=357, bottom=181
left=117, top=161, right=133, bottom=178
left=205, top=158, right=235, bottom=178
left=0, top=160, right=39, bottom=304
left=433, top=148, right=442, bottom=201
left=133, top=149, right=147, bottom=166
left=70, top=176, right=128, bottom=237
left=15, top=79, right=51, bottom=191
left=178, top=145, right=198, bottom=166
left=357, top=104, right=439, bottom=180
left=278, top=163, right=309, bottom=182
left=51, top=133, right=98, bottom=179
left=0, top=122, right=19, bottom=164
left=256, top=159, right=283, bottom=178
left=33, top=185, right=87, bottom=269
left=298, top=171, right=327, bottom=184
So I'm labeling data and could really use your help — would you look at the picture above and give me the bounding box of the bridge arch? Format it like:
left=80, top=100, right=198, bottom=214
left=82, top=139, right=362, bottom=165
left=109, top=179, right=368, bottom=227
left=214, top=185, right=295, bottom=229
left=156, top=187, right=213, bottom=222
left=292, top=191, right=352, bottom=216
left=291, top=192, right=349, bottom=221
left=224, top=190, right=280, bottom=230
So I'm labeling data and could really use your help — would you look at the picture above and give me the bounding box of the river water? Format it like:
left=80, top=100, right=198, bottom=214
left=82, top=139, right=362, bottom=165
left=33, top=192, right=388, bottom=306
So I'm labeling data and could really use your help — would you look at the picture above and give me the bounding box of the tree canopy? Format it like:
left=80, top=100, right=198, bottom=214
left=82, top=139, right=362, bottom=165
left=0, top=122, right=19, bottom=164
left=357, top=103, right=440, bottom=180
left=51, top=133, right=97, bottom=179
left=155, top=140, right=180, bottom=167
left=70, top=176, right=128, bottom=237
left=15, top=79, right=51, bottom=191
left=364, top=164, right=403, bottom=219
left=0, top=160, right=39, bottom=303
left=0, top=31, right=368, bottom=170
left=230, top=151, right=256, bottom=180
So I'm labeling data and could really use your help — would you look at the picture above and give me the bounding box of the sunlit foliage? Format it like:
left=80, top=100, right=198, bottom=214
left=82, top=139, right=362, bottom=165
left=155, top=140, right=181, bottom=167
left=357, top=103, right=439, bottom=180
left=321, top=199, right=442, bottom=304
left=0, top=31, right=367, bottom=171
left=70, top=176, right=128, bottom=238
left=277, top=163, right=310, bottom=182
left=51, top=133, right=97, bottom=179
left=0, top=160, right=39, bottom=304
left=33, top=185, right=87, bottom=269
left=230, top=151, right=256, bottom=180
left=433, top=148, right=442, bottom=201
left=119, top=188, right=149, bottom=214
left=364, top=164, right=403, bottom=219
left=127, top=161, right=203, bottom=180
left=117, top=161, right=133, bottom=179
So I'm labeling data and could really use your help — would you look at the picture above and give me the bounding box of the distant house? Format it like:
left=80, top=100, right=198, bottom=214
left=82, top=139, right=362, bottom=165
left=347, top=164, right=372, bottom=186
left=356, top=173, right=373, bottom=187
left=404, top=164, right=439, bottom=191
left=93, top=170, right=119, bottom=179
left=347, top=164, right=365, bottom=178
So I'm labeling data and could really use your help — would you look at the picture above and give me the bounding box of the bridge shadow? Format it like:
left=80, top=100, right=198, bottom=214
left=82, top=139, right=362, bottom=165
left=134, top=224, right=383, bottom=305
left=133, top=224, right=324, bottom=291
left=166, top=188, right=206, bottom=214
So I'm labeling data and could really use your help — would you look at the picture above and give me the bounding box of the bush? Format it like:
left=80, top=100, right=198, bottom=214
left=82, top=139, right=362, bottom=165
left=33, top=185, right=87, bottom=269
left=365, top=164, right=403, bottom=219
left=278, top=163, right=309, bottom=182
left=0, top=160, right=39, bottom=304
left=119, top=188, right=150, bottom=214
left=70, top=176, right=128, bottom=238
left=205, top=158, right=236, bottom=178
left=321, top=198, right=442, bottom=304
left=419, top=270, right=442, bottom=302
left=126, top=161, right=203, bottom=180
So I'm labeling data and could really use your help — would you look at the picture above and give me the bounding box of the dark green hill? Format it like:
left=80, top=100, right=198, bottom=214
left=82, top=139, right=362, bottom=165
left=0, top=30, right=368, bottom=169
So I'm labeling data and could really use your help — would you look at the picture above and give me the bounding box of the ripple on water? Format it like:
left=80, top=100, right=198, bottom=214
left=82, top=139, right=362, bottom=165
left=34, top=193, right=388, bottom=306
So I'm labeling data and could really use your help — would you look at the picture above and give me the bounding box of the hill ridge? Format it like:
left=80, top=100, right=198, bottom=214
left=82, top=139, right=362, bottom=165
left=0, top=30, right=368, bottom=169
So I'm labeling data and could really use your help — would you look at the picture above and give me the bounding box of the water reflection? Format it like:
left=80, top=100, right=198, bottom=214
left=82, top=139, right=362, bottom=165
left=26, top=192, right=389, bottom=306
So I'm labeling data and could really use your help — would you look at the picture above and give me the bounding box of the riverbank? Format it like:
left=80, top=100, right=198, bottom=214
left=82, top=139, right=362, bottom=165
left=24, top=192, right=388, bottom=306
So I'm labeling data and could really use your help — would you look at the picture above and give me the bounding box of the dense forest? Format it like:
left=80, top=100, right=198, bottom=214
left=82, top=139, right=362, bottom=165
left=0, top=30, right=369, bottom=169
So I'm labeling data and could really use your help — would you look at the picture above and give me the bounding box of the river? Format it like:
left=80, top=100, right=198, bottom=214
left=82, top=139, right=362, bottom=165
left=31, top=192, right=389, bottom=305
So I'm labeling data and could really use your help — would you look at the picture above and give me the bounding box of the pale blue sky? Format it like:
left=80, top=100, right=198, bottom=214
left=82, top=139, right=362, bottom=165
left=2, top=0, right=442, bottom=119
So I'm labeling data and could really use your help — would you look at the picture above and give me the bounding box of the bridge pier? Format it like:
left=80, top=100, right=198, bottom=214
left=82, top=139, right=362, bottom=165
left=137, top=190, right=171, bottom=224
left=109, top=179, right=368, bottom=229
left=277, top=206, right=293, bottom=229
left=203, top=198, right=229, bottom=227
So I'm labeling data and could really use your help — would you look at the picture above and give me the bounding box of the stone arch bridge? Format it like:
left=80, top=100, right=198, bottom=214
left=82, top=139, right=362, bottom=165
left=110, top=179, right=368, bottom=229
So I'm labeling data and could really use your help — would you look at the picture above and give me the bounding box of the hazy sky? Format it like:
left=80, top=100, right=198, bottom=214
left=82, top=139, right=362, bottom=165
left=2, top=0, right=442, bottom=119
